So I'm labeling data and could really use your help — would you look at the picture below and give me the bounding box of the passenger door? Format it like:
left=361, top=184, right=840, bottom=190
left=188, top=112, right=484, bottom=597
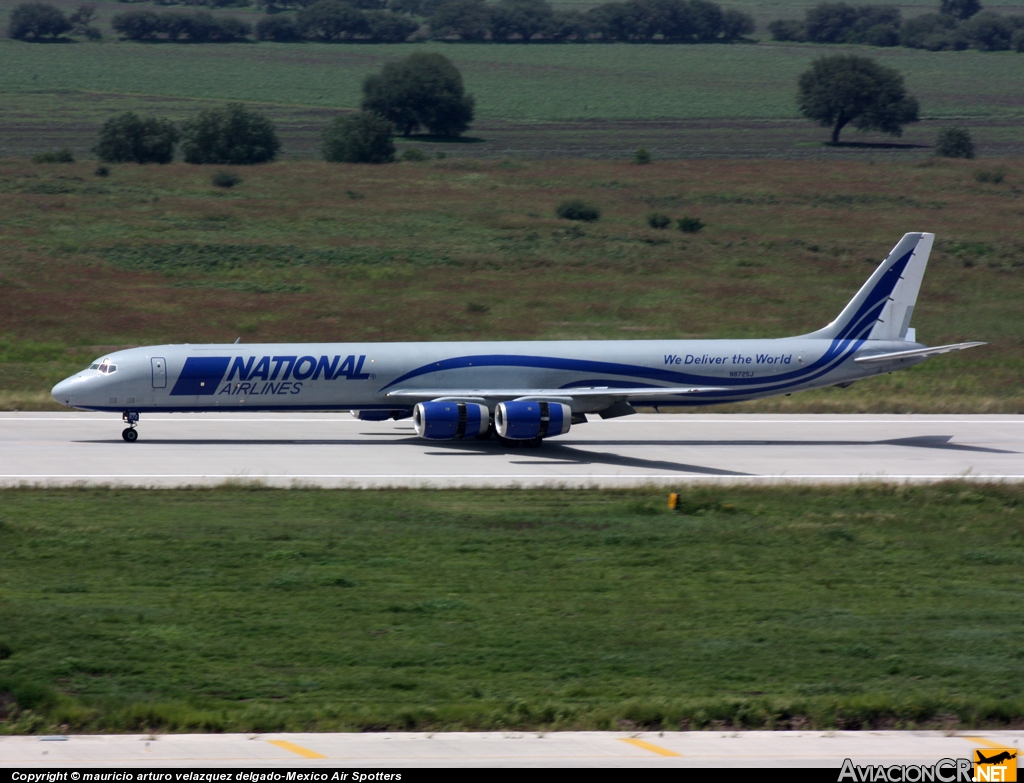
left=152, top=357, right=166, bottom=389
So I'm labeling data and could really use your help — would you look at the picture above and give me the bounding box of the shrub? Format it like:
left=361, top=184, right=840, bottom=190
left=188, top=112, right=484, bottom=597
left=1015, top=28, right=1024, bottom=52
left=490, top=0, right=553, bottom=42
left=721, top=8, right=756, bottom=39
left=940, top=0, right=981, bottom=20
left=975, top=167, right=1005, bottom=184
left=364, top=9, right=418, bottom=40
left=181, top=104, right=281, bottom=164
left=256, top=14, right=302, bottom=40
left=545, top=8, right=589, bottom=40
left=322, top=112, right=396, bottom=163
left=112, top=8, right=163, bottom=38
left=297, top=0, right=367, bottom=39
left=900, top=12, right=968, bottom=49
left=400, top=147, right=428, bottom=161
left=677, top=216, right=705, bottom=232
left=647, top=212, right=670, bottom=229
left=32, top=148, right=74, bottom=163
left=94, top=165, right=110, bottom=177
left=935, top=127, right=974, bottom=158
left=0, top=641, right=11, bottom=660
left=429, top=0, right=492, bottom=41
left=69, top=4, right=102, bottom=39
left=95, top=112, right=179, bottom=164
left=212, top=170, right=242, bottom=187
left=769, top=18, right=805, bottom=40
left=556, top=200, right=600, bottom=222
left=7, top=2, right=72, bottom=39
left=633, top=147, right=651, bottom=164
left=962, top=11, right=1014, bottom=50
left=361, top=52, right=475, bottom=137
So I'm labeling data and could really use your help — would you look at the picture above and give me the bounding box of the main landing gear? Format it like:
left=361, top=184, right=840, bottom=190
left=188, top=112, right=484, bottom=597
left=122, top=410, right=139, bottom=442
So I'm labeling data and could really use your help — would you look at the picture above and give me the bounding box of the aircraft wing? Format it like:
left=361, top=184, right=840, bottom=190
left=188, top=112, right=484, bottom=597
left=384, top=386, right=727, bottom=402
left=853, top=341, right=986, bottom=364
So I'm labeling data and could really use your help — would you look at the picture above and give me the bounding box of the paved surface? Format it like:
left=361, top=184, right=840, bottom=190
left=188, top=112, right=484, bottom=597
left=1, top=413, right=1021, bottom=488
left=0, top=730, right=1020, bottom=768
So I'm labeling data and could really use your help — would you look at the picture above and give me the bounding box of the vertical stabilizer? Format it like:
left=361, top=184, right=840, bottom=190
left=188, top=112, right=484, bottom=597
left=805, top=232, right=933, bottom=342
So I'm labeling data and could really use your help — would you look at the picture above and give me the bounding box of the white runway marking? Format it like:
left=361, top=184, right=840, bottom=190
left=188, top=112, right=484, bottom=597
left=1, top=413, right=1021, bottom=488
left=0, top=730, right=1020, bottom=768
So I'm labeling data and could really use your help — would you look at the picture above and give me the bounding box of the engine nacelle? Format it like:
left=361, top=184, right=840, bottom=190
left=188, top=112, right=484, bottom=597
left=494, top=400, right=571, bottom=440
left=350, top=409, right=411, bottom=421
left=413, top=401, right=489, bottom=440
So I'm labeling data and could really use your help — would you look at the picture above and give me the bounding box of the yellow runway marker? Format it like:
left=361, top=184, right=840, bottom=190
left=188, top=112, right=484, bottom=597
left=267, top=740, right=328, bottom=759
left=619, top=738, right=682, bottom=757
left=964, top=737, right=1015, bottom=750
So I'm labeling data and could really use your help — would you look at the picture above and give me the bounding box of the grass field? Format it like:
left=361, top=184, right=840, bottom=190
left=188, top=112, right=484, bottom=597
left=1, top=156, right=1021, bottom=412
left=0, top=484, right=1022, bottom=733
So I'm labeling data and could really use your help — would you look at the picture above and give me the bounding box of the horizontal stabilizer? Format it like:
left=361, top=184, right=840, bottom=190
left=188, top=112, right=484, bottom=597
left=853, top=342, right=986, bottom=364
left=385, top=386, right=726, bottom=402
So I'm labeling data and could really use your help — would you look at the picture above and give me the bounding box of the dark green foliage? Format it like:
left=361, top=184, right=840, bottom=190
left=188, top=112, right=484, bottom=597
left=112, top=8, right=251, bottom=40
left=899, top=12, right=967, bottom=49
left=364, top=10, right=418, bottom=41
left=256, top=13, right=302, bottom=40
left=361, top=52, right=475, bottom=137
left=677, top=215, right=704, bottom=232
left=322, top=112, right=396, bottom=163
left=633, top=147, right=651, bottom=164
left=212, top=170, right=242, bottom=187
left=94, top=165, right=110, bottom=177
left=557, top=199, right=600, bottom=221
left=68, top=4, right=102, bottom=40
left=962, top=11, right=1014, bottom=50
left=941, top=0, right=981, bottom=21
left=95, top=112, right=179, bottom=164
left=975, top=167, right=1005, bottom=184
left=797, top=55, right=919, bottom=144
left=0, top=641, right=11, bottom=660
left=490, top=0, right=553, bottom=42
left=429, top=0, right=492, bottom=41
left=7, top=2, right=72, bottom=40
left=544, top=9, right=589, bottom=40
left=297, top=0, right=367, bottom=39
left=111, top=8, right=162, bottom=39
left=935, top=127, right=974, bottom=158
left=32, top=148, right=74, bottom=163
left=769, top=18, right=805, bottom=40
left=400, top=147, right=428, bottom=161
left=772, top=3, right=901, bottom=46
left=181, top=104, right=280, bottom=164
left=647, top=212, right=670, bottom=229
left=721, top=8, right=755, bottom=39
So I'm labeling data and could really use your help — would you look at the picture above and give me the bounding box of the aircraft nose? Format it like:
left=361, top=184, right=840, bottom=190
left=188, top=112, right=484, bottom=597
left=51, top=377, right=74, bottom=405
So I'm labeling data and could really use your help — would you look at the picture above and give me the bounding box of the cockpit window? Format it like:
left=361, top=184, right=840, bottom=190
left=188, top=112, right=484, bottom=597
left=89, top=364, right=99, bottom=370
left=107, top=365, right=116, bottom=373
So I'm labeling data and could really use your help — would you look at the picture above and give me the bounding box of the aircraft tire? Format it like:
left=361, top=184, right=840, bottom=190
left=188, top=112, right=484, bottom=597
left=122, top=428, right=138, bottom=442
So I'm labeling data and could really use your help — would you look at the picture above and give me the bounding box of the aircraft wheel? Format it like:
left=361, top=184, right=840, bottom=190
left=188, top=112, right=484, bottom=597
left=528, top=436, right=543, bottom=447
left=122, top=428, right=138, bottom=442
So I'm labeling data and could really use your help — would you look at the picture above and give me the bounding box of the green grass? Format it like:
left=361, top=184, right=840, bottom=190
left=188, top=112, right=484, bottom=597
left=1, top=484, right=1022, bottom=733
left=1, top=39, right=1023, bottom=124
left=1, top=157, right=1021, bottom=412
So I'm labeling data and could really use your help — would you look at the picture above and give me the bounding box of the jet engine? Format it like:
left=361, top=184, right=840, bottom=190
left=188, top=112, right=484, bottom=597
left=494, top=400, right=571, bottom=441
left=413, top=401, right=489, bottom=440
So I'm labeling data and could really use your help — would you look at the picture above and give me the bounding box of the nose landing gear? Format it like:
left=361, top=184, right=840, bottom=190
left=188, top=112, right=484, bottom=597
left=122, top=410, right=140, bottom=442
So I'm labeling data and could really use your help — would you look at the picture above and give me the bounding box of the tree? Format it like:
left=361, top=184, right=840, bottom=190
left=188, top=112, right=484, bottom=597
left=899, top=12, right=968, bottom=50
left=361, top=52, right=475, bottom=137
left=962, top=10, right=1013, bottom=49
left=69, top=4, right=102, bottom=39
left=322, top=112, right=396, bottom=163
left=364, top=9, right=418, bottom=41
left=7, top=3, right=72, bottom=40
left=428, top=0, right=491, bottom=40
left=940, top=0, right=981, bottom=20
left=721, top=8, right=755, bottom=39
left=112, top=9, right=163, bottom=39
left=180, top=104, right=281, bottom=164
left=256, top=14, right=303, bottom=40
left=95, top=112, right=180, bottom=164
left=934, top=127, right=974, bottom=158
left=297, top=0, right=366, bottom=39
left=797, top=54, right=919, bottom=144
left=490, top=0, right=553, bottom=42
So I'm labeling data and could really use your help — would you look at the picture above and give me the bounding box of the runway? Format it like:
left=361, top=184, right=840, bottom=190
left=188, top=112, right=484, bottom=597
left=1, top=730, right=1020, bottom=768
left=1, top=413, right=1021, bottom=488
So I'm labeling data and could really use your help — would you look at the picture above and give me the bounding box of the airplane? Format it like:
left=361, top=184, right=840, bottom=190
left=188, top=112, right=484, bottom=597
left=51, top=232, right=983, bottom=446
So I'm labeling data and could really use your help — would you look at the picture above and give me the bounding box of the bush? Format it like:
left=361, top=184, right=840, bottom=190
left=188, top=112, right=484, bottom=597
left=721, top=8, right=756, bottom=39
left=633, top=147, right=651, bottom=164
left=0, top=642, right=11, bottom=660
left=556, top=200, right=600, bottom=222
left=256, top=14, right=302, bottom=40
left=940, top=0, right=981, bottom=20
left=900, top=12, right=968, bottom=49
left=212, top=170, right=242, bottom=187
left=32, top=148, right=74, bottom=163
left=364, top=9, right=418, bottom=40
left=111, top=8, right=163, bottom=38
left=181, top=104, right=281, bottom=164
left=975, top=167, right=1005, bottom=184
left=113, top=8, right=250, bottom=39
left=94, top=165, right=110, bottom=177
left=962, top=11, right=1014, bottom=50
left=677, top=216, right=705, bottom=232
left=95, top=112, right=180, bottom=163
left=69, top=4, right=102, bottom=39
left=647, top=212, right=670, bottom=229
left=429, top=0, right=491, bottom=40
left=322, top=112, right=396, bottom=163
left=361, top=52, right=475, bottom=137
left=769, top=18, right=805, bottom=40
left=935, top=127, right=974, bottom=158
left=400, top=147, right=428, bottom=161
left=7, top=2, right=72, bottom=39
left=490, top=0, right=553, bottom=42
left=297, top=0, right=366, bottom=39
